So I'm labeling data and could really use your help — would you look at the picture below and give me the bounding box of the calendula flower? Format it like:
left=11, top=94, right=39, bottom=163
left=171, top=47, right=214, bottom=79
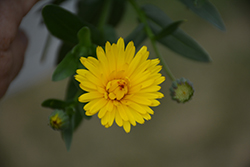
left=170, top=77, right=194, bottom=103
left=49, top=110, right=69, bottom=130
left=75, top=37, right=165, bottom=133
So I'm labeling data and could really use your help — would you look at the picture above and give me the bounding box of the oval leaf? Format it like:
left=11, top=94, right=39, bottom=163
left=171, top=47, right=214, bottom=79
left=125, top=23, right=147, bottom=48
left=77, top=27, right=92, bottom=47
left=42, top=5, right=85, bottom=44
left=142, top=4, right=211, bottom=62
left=155, top=20, right=185, bottom=40
left=52, top=51, right=79, bottom=81
left=42, top=99, right=67, bottom=109
left=179, top=0, right=226, bottom=31
left=61, top=120, right=73, bottom=151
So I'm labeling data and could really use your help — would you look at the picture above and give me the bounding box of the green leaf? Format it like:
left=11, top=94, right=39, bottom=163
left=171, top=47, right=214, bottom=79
left=42, top=5, right=103, bottom=45
left=142, top=4, right=211, bottom=62
left=42, top=5, right=85, bottom=44
left=154, top=20, right=185, bottom=40
left=107, top=0, right=127, bottom=27
left=41, top=99, right=66, bottom=109
left=150, top=21, right=210, bottom=62
left=61, top=120, right=73, bottom=151
left=179, top=0, right=226, bottom=31
left=65, top=77, right=80, bottom=101
left=77, top=0, right=127, bottom=28
left=56, top=42, right=75, bottom=65
left=125, top=23, right=147, bottom=48
left=103, top=25, right=118, bottom=44
left=72, top=105, right=84, bottom=131
left=77, top=27, right=92, bottom=47
left=52, top=51, right=78, bottom=81
left=76, top=0, right=104, bottom=27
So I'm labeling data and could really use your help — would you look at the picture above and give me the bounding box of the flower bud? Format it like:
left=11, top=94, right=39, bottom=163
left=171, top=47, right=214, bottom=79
left=170, top=77, right=194, bottom=103
left=49, top=110, right=70, bottom=130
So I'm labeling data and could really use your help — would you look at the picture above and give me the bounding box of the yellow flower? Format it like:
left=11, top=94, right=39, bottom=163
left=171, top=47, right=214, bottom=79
left=75, top=37, right=165, bottom=133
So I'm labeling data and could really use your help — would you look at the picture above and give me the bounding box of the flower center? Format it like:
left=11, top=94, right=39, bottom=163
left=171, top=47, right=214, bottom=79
left=105, top=79, right=129, bottom=101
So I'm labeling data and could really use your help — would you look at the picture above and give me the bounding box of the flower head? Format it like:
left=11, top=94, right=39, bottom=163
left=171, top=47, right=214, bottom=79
left=75, top=37, right=165, bottom=133
left=49, top=110, right=69, bottom=130
left=170, top=77, right=194, bottom=103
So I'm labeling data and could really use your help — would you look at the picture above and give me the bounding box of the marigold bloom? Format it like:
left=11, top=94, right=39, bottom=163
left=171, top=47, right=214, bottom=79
left=75, top=37, right=165, bottom=133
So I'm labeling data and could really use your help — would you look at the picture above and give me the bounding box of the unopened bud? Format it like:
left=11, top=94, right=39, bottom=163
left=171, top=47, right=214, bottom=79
left=49, top=110, right=69, bottom=130
left=170, top=77, right=194, bottom=103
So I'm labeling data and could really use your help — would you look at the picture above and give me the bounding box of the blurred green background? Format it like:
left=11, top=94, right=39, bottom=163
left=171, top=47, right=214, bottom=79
left=1, top=0, right=250, bottom=166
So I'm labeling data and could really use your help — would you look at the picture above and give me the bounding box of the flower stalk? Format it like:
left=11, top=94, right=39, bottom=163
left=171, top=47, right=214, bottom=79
left=98, top=0, right=112, bottom=31
left=128, top=0, right=176, bottom=81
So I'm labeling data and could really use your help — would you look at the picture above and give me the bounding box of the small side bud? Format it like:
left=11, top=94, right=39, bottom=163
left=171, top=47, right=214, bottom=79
left=49, top=110, right=69, bottom=130
left=170, top=77, right=194, bottom=103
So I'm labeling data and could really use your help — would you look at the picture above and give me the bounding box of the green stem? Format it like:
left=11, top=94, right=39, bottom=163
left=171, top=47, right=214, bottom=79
left=98, top=0, right=112, bottom=31
left=128, top=0, right=176, bottom=81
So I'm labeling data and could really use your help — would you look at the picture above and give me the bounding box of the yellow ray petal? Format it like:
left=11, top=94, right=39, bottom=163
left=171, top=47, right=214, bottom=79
left=78, top=92, right=103, bottom=103
left=125, top=107, right=136, bottom=126
left=98, top=107, right=108, bottom=119
left=139, top=85, right=161, bottom=93
left=154, top=76, right=166, bottom=85
left=127, top=101, right=147, bottom=114
left=127, top=95, right=152, bottom=106
left=142, top=113, right=151, bottom=120
left=79, top=82, right=97, bottom=92
left=150, top=100, right=160, bottom=107
left=117, top=104, right=129, bottom=121
left=136, top=92, right=164, bottom=99
left=141, top=105, right=154, bottom=115
left=123, top=121, right=131, bottom=133
left=108, top=110, right=116, bottom=127
left=124, top=41, right=135, bottom=64
left=115, top=108, right=123, bottom=127
left=101, top=111, right=110, bottom=127
left=88, top=98, right=108, bottom=115
left=128, top=107, right=145, bottom=124
left=80, top=57, right=100, bottom=77
left=76, top=69, right=89, bottom=76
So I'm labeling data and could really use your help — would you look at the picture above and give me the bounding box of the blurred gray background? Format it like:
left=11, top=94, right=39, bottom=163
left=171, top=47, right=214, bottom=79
left=1, top=0, right=250, bottom=166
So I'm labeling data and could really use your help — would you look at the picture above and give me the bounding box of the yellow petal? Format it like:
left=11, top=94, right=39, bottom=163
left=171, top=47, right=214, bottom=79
left=101, top=111, right=110, bottom=127
left=76, top=69, right=88, bottom=76
left=139, top=86, right=161, bottom=93
left=142, top=113, right=151, bottom=120
left=126, top=47, right=147, bottom=77
left=88, top=98, right=108, bottom=115
left=154, top=76, right=166, bottom=85
left=79, top=82, right=97, bottom=92
left=117, top=104, right=129, bottom=121
left=150, top=100, right=160, bottom=107
left=80, top=57, right=100, bottom=77
left=127, top=101, right=147, bottom=114
left=123, top=121, right=131, bottom=133
left=124, top=41, right=135, bottom=64
left=141, top=105, right=154, bottom=115
left=115, top=108, right=123, bottom=127
left=136, top=92, right=164, bottom=99
left=108, top=110, right=115, bottom=127
left=129, top=108, right=145, bottom=124
left=98, top=107, right=107, bottom=119
left=127, top=95, right=152, bottom=106
left=125, top=108, right=136, bottom=126
left=78, top=92, right=103, bottom=103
